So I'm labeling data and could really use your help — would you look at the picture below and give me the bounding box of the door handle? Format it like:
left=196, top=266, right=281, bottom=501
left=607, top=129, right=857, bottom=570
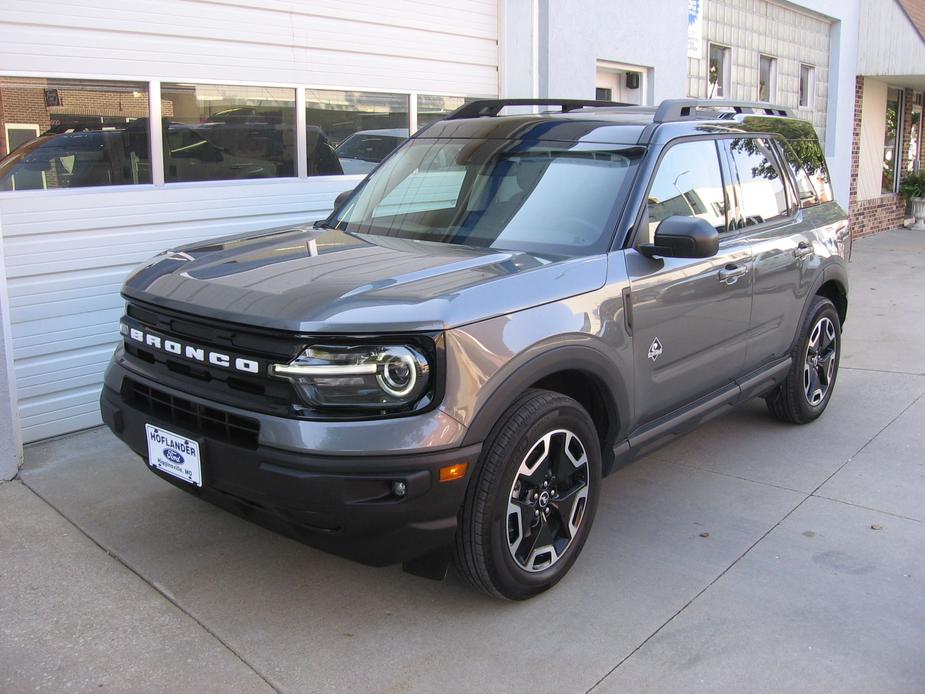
left=717, top=264, right=748, bottom=284
left=794, top=241, right=814, bottom=259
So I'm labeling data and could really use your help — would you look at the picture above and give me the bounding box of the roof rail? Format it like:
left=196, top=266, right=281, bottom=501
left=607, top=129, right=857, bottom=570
left=444, top=98, right=632, bottom=120
left=654, top=99, right=793, bottom=122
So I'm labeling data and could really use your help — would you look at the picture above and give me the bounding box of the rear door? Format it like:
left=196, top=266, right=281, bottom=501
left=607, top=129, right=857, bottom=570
left=625, top=138, right=753, bottom=425
left=723, top=136, right=814, bottom=369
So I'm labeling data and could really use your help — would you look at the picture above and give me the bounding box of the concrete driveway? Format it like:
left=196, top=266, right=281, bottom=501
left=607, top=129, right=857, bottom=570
left=4, top=229, right=924, bottom=693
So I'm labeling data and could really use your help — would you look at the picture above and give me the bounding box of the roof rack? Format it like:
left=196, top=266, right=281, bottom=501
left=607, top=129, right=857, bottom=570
left=654, top=99, right=793, bottom=122
left=444, top=98, right=632, bottom=120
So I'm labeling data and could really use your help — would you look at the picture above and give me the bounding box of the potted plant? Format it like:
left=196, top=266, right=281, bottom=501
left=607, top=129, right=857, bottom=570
left=901, top=170, right=925, bottom=231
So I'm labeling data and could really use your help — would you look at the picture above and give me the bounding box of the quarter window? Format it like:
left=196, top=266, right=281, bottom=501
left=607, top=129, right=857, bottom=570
left=642, top=139, right=727, bottom=245
left=728, top=137, right=789, bottom=226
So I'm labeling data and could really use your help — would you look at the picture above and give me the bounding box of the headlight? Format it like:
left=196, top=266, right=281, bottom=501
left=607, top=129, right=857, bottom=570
left=270, top=344, right=431, bottom=410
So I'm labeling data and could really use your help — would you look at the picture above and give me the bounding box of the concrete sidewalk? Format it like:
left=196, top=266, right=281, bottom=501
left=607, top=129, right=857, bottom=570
left=4, top=228, right=924, bottom=693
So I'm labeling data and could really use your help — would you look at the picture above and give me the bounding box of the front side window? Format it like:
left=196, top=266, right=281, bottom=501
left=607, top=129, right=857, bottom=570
left=161, top=83, right=295, bottom=183
left=0, top=77, right=151, bottom=191
left=728, top=137, right=788, bottom=226
left=759, top=55, right=777, bottom=103
left=332, top=138, right=642, bottom=257
left=642, top=139, right=727, bottom=245
left=306, top=90, right=409, bottom=176
left=708, top=44, right=731, bottom=99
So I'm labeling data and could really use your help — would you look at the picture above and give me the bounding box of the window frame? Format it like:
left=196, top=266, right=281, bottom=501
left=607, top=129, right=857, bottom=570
left=707, top=44, right=732, bottom=100
left=758, top=55, right=778, bottom=103
left=626, top=135, right=732, bottom=250
left=0, top=72, right=490, bottom=197
left=799, top=64, right=815, bottom=109
left=882, top=87, right=905, bottom=195
left=720, top=134, right=797, bottom=237
left=3, top=123, right=40, bottom=155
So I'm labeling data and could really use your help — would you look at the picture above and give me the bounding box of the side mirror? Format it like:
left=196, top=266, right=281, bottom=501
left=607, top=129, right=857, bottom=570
left=334, top=188, right=354, bottom=209
left=639, top=216, right=720, bottom=259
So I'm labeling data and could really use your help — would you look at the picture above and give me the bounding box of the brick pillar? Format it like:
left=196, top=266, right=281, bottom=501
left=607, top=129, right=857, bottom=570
left=848, top=77, right=864, bottom=230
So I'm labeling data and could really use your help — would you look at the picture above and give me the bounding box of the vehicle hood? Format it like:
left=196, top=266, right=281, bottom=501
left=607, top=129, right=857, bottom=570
left=122, top=224, right=607, bottom=333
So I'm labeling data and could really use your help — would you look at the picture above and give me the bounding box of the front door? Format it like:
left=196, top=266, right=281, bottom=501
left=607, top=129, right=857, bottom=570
left=625, top=138, right=753, bottom=425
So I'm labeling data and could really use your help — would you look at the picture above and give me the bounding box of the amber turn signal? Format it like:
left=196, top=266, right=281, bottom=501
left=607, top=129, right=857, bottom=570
left=439, top=462, right=468, bottom=482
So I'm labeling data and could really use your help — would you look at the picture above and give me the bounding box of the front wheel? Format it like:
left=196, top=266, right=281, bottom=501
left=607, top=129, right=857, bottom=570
left=453, top=389, right=601, bottom=600
left=766, top=295, right=841, bottom=424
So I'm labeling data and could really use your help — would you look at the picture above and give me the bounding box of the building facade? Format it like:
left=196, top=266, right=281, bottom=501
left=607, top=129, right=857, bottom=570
left=0, top=0, right=921, bottom=472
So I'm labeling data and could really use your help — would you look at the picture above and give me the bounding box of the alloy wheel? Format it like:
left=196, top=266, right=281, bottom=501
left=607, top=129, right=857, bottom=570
left=506, top=429, right=590, bottom=572
left=804, top=316, right=837, bottom=406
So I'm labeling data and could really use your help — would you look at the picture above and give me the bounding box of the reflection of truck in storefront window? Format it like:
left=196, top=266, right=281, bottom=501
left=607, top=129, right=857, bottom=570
left=334, top=128, right=409, bottom=174
left=0, top=129, right=151, bottom=190
left=0, top=119, right=343, bottom=190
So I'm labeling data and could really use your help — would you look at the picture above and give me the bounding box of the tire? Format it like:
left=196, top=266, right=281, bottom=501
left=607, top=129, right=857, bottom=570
left=453, top=389, right=602, bottom=600
left=765, top=295, right=841, bottom=424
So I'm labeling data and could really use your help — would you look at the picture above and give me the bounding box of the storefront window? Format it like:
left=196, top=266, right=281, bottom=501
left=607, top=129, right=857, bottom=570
left=0, top=78, right=151, bottom=191
left=306, top=90, right=409, bottom=176
left=882, top=88, right=904, bottom=194
left=161, top=83, right=295, bottom=182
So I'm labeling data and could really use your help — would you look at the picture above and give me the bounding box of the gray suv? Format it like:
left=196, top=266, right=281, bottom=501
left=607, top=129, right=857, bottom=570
left=100, top=98, right=849, bottom=600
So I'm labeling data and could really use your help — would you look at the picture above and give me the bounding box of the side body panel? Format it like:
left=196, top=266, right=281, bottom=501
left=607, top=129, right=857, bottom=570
left=624, top=239, right=753, bottom=423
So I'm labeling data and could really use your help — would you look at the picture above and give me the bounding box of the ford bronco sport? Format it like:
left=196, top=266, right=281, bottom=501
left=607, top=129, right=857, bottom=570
left=101, top=98, right=849, bottom=599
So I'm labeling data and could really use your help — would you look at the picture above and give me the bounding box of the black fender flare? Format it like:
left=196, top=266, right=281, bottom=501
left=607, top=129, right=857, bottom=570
left=804, top=259, right=849, bottom=325
left=460, top=343, right=631, bottom=457
left=788, top=260, right=849, bottom=356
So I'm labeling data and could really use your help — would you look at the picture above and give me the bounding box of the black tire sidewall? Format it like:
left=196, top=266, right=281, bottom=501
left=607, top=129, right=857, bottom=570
left=482, top=398, right=602, bottom=598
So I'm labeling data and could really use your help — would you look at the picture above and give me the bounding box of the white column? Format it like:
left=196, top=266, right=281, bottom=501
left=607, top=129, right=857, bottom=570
left=0, top=212, right=22, bottom=480
left=149, top=81, right=165, bottom=186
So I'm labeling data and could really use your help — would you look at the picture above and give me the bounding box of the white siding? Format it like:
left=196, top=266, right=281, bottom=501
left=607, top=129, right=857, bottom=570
left=0, top=0, right=498, bottom=442
left=858, top=0, right=925, bottom=79
left=1, top=0, right=499, bottom=95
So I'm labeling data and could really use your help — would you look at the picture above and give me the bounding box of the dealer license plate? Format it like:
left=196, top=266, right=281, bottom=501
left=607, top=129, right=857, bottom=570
left=145, top=424, right=202, bottom=487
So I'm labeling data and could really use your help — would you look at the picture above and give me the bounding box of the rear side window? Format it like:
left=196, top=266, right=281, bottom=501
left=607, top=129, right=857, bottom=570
left=728, top=137, right=788, bottom=226
left=642, top=139, right=727, bottom=245
left=777, top=139, right=833, bottom=207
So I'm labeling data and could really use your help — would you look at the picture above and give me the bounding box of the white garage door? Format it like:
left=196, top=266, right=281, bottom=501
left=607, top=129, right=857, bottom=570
left=0, top=0, right=498, bottom=442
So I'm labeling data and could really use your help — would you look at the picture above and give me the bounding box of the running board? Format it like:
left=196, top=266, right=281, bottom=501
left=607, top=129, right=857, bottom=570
left=611, top=357, right=792, bottom=471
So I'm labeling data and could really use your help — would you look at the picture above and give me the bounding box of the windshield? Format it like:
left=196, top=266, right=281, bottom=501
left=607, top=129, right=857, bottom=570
left=330, top=137, right=643, bottom=256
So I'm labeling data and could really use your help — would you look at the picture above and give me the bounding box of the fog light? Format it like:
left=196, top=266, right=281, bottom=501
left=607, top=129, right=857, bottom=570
left=439, top=463, right=468, bottom=482
left=392, top=481, right=407, bottom=497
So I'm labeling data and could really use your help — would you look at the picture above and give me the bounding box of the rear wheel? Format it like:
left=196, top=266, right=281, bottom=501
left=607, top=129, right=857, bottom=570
left=766, top=295, right=841, bottom=424
left=453, top=389, right=601, bottom=600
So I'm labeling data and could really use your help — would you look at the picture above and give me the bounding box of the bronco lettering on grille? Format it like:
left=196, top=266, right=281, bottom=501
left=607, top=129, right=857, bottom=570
left=124, top=323, right=261, bottom=374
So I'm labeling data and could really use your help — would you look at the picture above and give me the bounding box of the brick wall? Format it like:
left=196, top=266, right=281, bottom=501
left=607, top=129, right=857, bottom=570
left=848, top=77, right=917, bottom=238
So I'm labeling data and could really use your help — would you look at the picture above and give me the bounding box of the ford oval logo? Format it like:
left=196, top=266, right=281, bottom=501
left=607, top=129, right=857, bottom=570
left=163, top=448, right=184, bottom=465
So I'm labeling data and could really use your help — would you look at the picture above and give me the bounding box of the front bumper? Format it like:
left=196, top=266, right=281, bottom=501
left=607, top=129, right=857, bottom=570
left=99, top=374, right=481, bottom=567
